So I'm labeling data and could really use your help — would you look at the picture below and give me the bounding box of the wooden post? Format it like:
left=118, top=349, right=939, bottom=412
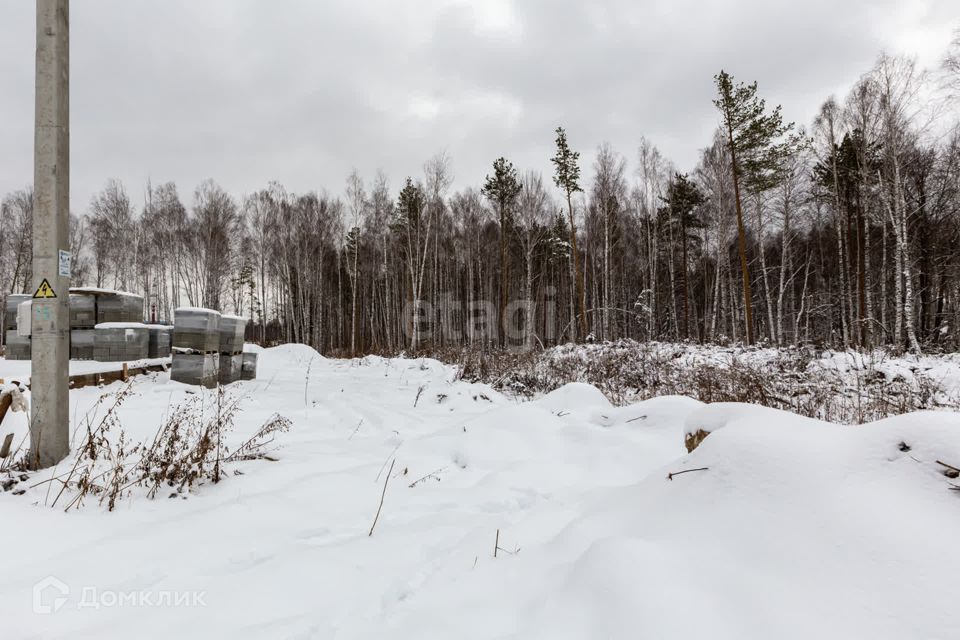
left=121, top=362, right=129, bottom=382
left=0, top=433, right=13, bottom=459
left=0, top=392, right=12, bottom=429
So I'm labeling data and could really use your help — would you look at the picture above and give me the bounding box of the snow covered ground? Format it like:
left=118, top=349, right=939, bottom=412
left=1, top=345, right=959, bottom=639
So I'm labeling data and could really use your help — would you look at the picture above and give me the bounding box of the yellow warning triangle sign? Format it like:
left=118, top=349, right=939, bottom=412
left=33, top=278, right=57, bottom=299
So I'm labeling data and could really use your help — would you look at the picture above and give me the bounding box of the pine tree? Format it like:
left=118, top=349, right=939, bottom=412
left=714, top=71, right=803, bottom=344
left=481, top=157, right=522, bottom=346
left=395, top=178, right=429, bottom=350
left=551, top=127, right=588, bottom=340
left=661, top=173, right=706, bottom=340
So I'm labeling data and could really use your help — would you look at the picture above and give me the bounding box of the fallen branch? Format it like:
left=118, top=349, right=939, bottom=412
left=936, top=460, right=960, bottom=479
left=936, top=460, right=960, bottom=472
left=369, top=458, right=395, bottom=537
left=494, top=528, right=519, bottom=557
left=408, top=467, right=446, bottom=488
left=375, top=442, right=402, bottom=482
left=348, top=418, right=364, bottom=440
left=666, top=466, right=709, bottom=481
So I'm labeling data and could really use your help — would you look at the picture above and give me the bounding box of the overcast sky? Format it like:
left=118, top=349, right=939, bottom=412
left=0, top=0, right=957, bottom=213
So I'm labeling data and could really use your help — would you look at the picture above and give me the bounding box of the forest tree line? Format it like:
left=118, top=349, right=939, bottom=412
left=3, top=43, right=960, bottom=356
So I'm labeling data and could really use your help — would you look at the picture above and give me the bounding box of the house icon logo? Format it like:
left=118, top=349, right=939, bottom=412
left=33, top=576, right=69, bottom=614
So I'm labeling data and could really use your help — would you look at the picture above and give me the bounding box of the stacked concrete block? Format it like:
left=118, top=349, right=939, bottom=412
left=123, top=294, right=143, bottom=323
left=216, top=316, right=246, bottom=384
left=95, top=292, right=144, bottom=324
left=173, top=308, right=220, bottom=354
left=70, top=329, right=95, bottom=360
left=4, top=331, right=30, bottom=360
left=172, top=353, right=219, bottom=388
left=219, top=353, right=244, bottom=385
left=241, top=352, right=258, bottom=381
left=69, top=293, right=97, bottom=329
left=94, top=293, right=123, bottom=324
left=219, top=315, right=246, bottom=355
left=171, top=307, right=221, bottom=386
left=94, top=323, right=150, bottom=362
left=146, top=325, right=173, bottom=359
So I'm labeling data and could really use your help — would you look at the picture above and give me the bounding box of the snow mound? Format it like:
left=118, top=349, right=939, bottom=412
left=256, top=343, right=324, bottom=369
left=683, top=401, right=817, bottom=437
left=536, top=382, right=612, bottom=413
left=606, top=395, right=703, bottom=430
left=514, top=405, right=960, bottom=639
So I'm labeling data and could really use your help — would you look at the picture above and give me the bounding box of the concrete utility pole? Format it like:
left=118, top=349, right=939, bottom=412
left=30, top=0, right=70, bottom=469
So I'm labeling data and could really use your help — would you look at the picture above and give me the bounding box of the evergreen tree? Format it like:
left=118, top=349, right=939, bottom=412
left=481, top=157, right=523, bottom=345
left=714, top=70, right=803, bottom=344
left=661, top=173, right=706, bottom=340
left=551, top=127, right=588, bottom=340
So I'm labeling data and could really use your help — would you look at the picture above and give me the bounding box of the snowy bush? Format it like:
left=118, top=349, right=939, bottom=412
left=5, top=385, right=291, bottom=510
left=453, top=340, right=960, bottom=424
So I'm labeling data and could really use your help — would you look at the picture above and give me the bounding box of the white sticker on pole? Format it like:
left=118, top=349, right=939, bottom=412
left=58, top=250, right=71, bottom=277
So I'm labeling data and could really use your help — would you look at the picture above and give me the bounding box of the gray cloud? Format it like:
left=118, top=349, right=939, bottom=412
left=0, top=0, right=956, bottom=212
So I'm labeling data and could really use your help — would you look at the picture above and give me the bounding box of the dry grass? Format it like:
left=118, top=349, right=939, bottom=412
left=4, top=383, right=291, bottom=511
left=444, top=341, right=959, bottom=424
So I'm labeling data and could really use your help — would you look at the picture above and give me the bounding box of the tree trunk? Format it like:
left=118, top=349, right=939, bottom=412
left=726, top=125, right=755, bottom=345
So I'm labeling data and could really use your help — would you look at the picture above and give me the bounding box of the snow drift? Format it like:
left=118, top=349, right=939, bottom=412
left=0, top=346, right=958, bottom=639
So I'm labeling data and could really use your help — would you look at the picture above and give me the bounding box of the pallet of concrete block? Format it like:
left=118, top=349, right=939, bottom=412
left=145, top=325, right=173, bottom=359
left=3, top=294, right=30, bottom=332
left=123, top=294, right=143, bottom=323
left=219, top=352, right=243, bottom=385
left=93, top=323, right=150, bottom=362
left=219, top=315, right=246, bottom=355
left=68, top=291, right=97, bottom=329
left=69, top=288, right=144, bottom=325
left=4, top=331, right=30, bottom=360
left=95, top=292, right=127, bottom=324
left=241, top=351, right=258, bottom=381
left=70, top=329, right=95, bottom=360
left=172, top=353, right=219, bottom=388
left=173, top=307, right=220, bottom=353
left=68, top=287, right=144, bottom=326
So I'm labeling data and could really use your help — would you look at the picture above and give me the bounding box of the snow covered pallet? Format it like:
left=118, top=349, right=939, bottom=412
left=219, top=315, right=246, bottom=355
left=173, top=308, right=220, bottom=354
left=217, top=315, right=246, bottom=384
left=94, top=292, right=144, bottom=325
